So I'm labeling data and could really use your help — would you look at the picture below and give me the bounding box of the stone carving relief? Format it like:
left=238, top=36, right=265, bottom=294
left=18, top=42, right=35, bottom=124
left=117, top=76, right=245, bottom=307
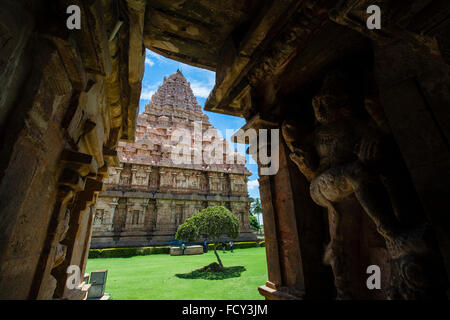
left=159, top=169, right=172, bottom=187
left=53, top=207, right=71, bottom=269
left=175, top=172, right=186, bottom=188
left=231, top=202, right=250, bottom=231
left=113, top=198, right=128, bottom=233
left=119, top=166, right=131, bottom=185
left=144, top=200, right=156, bottom=231
left=189, top=173, right=198, bottom=189
left=209, top=173, right=222, bottom=192
left=131, top=165, right=151, bottom=186
left=155, top=200, right=171, bottom=225
left=174, top=204, right=184, bottom=227
left=199, top=174, right=208, bottom=191
left=94, top=209, right=104, bottom=225
left=282, top=69, right=447, bottom=299
left=92, top=198, right=117, bottom=233
left=124, top=198, right=149, bottom=230
left=131, top=210, right=140, bottom=225
left=231, top=175, right=247, bottom=193
left=105, top=166, right=122, bottom=185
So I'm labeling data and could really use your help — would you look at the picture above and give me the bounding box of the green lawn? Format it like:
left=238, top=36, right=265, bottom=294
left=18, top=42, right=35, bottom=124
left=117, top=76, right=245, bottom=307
left=86, top=247, right=267, bottom=300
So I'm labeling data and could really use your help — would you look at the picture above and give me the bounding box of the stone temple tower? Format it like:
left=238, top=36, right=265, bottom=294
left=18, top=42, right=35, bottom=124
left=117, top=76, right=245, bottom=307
left=90, top=71, right=255, bottom=248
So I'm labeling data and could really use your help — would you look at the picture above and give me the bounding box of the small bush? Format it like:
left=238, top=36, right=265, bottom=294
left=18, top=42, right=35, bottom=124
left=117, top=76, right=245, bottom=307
left=89, top=246, right=171, bottom=258
left=101, top=248, right=138, bottom=258
left=143, top=247, right=170, bottom=256
left=88, top=249, right=102, bottom=258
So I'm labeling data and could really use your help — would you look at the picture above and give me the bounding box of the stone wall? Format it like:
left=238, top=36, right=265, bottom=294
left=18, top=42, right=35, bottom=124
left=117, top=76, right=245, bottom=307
left=0, top=0, right=146, bottom=299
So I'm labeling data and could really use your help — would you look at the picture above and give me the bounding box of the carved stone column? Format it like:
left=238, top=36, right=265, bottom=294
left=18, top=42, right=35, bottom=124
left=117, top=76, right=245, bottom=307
left=240, top=116, right=334, bottom=300
left=54, top=176, right=103, bottom=299
left=258, top=138, right=334, bottom=299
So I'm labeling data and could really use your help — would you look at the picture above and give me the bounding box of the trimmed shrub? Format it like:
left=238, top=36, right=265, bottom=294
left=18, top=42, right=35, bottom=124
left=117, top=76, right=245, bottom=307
left=88, top=242, right=264, bottom=259
left=89, top=246, right=171, bottom=258
left=101, top=248, right=138, bottom=258
left=88, top=249, right=102, bottom=258
left=142, top=246, right=170, bottom=255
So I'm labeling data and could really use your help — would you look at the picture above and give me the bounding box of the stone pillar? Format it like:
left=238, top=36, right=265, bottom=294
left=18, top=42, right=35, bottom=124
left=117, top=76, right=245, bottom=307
left=52, top=176, right=103, bottom=299
left=144, top=200, right=156, bottom=231
left=254, top=125, right=334, bottom=300
left=374, top=40, right=450, bottom=294
left=114, top=198, right=128, bottom=235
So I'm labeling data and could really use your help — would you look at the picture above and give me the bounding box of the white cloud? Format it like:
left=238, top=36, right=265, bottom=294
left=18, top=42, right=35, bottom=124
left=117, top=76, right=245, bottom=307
left=140, top=89, right=155, bottom=100
left=140, top=81, right=162, bottom=101
left=248, top=179, right=259, bottom=190
left=145, top=57, right=154, bottom=67
left=190, top=79, right=215, bottom=99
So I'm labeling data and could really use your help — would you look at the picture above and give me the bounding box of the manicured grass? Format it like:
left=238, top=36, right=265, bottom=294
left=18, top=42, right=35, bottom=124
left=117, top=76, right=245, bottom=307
left=86, top=247, right=267, bottom=300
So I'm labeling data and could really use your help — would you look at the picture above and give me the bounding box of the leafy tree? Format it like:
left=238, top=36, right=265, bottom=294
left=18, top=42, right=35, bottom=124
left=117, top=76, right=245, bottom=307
left=249, top=215, right=260, bottom=231
left=175, top=206, right=239, bottom=268
left=250, top=198, right=262, bottom=233
left=250, top=198, right=262, bottom=216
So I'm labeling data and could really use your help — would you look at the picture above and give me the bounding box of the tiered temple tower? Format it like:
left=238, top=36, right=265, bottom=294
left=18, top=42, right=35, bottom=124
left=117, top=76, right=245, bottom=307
left=90, top=71, right=255, bottom=248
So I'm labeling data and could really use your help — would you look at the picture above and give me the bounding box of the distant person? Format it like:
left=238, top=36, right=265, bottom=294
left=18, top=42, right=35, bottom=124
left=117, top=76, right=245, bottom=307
left=181, top=242, right=185, bottom=255
left=229, top=241, right=234, bottom=253
left=221, top=241, right=226, bottom=253
left=203, top=240, right=208, bottom=253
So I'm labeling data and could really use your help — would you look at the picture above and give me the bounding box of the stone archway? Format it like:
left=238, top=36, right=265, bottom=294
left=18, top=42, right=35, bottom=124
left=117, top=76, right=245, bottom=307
left=1, top=0, right=450, bottom=300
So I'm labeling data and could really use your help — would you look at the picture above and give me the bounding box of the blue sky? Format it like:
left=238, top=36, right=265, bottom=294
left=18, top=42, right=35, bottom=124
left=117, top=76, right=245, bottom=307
left=140, top=50, right=260, bottom=200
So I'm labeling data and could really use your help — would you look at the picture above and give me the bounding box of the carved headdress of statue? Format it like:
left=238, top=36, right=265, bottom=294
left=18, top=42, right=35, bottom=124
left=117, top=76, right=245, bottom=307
left=312, top=70, right=353, bottom=124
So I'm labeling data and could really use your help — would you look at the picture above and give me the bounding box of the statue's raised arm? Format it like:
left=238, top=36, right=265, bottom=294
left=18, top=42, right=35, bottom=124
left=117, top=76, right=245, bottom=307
left=282, top=121, right=318, bottom=181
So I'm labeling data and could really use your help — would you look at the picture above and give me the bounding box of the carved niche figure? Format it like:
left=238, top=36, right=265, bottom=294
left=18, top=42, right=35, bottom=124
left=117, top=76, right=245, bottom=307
left=94, top=209, right=104, bottom=225
left=144, top=200, right=156, bottom=231
left=106, top=167, right=121, bottom=185
left=159, top=170, right=172, bottom=187
left=119, top=166, right=131, bottom=185
left=131, top=210, right=140, bottom=225
left=199, top=174, right=207, bottom=191
left=176, top=172, right=186, bottom=188
left=282, top=69, right=447, bottom=299
left=156, top=200, right=171, bottom=225
left=132, top=166, right=149, bottom=186
left=209, top=174, right=220, bottom=191
left=174, top=205, right=184, bottom=227
left=113, top=198, right=128, bottom=233
left=189, top=173, right=198, bottom=188
left=53, top=207, right=71, bottom=269
left=232, top=176, right=246, bottom=193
